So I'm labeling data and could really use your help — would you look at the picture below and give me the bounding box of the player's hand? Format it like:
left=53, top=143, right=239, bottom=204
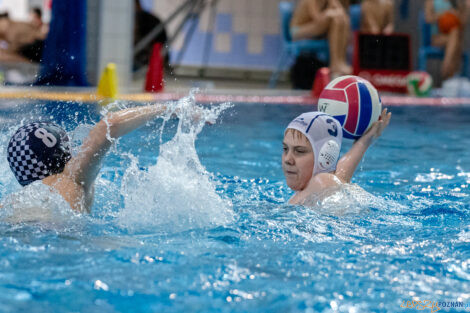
left=363, top=108, right=391, bottom=142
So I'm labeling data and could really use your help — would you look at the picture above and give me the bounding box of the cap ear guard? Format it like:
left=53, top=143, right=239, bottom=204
left=317, top=140, right=340, bottom=172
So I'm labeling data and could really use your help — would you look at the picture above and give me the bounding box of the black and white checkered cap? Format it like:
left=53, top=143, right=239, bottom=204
left=7, top=122, right=71, bottom=186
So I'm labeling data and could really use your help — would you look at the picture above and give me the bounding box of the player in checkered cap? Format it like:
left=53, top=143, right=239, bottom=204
left=7, top=122, right=71, bottom=187
left=6, top=104, right=170, bottom=212
left=282, top=109, right=391, bottom=205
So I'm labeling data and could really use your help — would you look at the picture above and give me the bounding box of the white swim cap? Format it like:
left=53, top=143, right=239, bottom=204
left=286, top=112, right=342, bottom=176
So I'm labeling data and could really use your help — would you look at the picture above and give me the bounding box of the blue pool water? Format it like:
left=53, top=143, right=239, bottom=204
left=0, top=97, right=469, bottom=312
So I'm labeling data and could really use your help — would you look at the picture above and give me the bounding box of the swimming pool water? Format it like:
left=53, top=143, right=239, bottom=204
left=0, top=98, right=469, bottom=312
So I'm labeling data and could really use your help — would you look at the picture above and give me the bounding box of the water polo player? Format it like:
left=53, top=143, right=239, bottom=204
left=6, top=104, right=169, bottom=212
left=282, top=108, right=391, bottom=205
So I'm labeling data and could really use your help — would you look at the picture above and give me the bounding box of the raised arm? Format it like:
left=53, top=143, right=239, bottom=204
left=63, top=104, right=167, bottom=189
left=335, top=108, right=391, bottom=183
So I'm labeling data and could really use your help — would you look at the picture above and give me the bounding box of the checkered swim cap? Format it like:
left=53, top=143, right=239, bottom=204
left=7, top=122, right=71, bottom=186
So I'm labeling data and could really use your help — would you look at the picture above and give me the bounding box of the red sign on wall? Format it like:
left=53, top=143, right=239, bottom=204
left=353, top=32, right=411, bottom=93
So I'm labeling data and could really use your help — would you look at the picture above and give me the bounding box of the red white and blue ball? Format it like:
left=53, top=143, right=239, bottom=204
left=318, top=75, right=382, bottom=140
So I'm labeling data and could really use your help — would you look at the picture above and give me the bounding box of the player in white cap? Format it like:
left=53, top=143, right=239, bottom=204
left=282, top=109, right=391, bottom=205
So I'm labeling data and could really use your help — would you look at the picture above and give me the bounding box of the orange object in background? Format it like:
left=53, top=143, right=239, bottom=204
left=438, top=11, right=461, bottom=34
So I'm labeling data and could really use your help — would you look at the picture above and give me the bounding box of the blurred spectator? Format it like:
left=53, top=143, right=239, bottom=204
left=134, top=0, right=168, bottom=70
left=425, top=0, right=470, bottom=78
left=18, top=7, right=49, bottom=63
left=361, top=0, right=394, bottom=34
left=29, top=7, right=49, bottom=40
left=290, top=0, right=352, bottom=76
left=0, top=9, right=47, bottom=63
left=339, top=0, right=350, bottom=9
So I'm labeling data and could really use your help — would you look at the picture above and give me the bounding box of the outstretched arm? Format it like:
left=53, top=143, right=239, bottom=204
left=335, top=108, right=391, bottom=183
left=63, top=104, right=167, bottom=189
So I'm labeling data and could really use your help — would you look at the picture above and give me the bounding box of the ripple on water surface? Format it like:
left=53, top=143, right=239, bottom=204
left=0, top=101, right=468, bottom=312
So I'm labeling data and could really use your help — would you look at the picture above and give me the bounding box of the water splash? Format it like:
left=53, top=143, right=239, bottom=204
left=117, top=93, right=235, bottom=232
left=303, top=184, right=383, bottom=216
left=0, top=181, right=83, bottom=227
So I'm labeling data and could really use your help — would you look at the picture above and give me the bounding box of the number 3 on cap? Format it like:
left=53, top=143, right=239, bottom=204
left=34, top=128, right=57, bottom=148
left=325, top=119, right=338, bottom=137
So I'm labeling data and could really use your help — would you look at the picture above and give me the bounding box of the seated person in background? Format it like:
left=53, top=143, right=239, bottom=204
left=0, top=12, right=36, bottom=62
left=425, top=0, right=470, bottom=78
left=361, top=0, right=394, bottom=34
left=338, top=0, right=350, bottom=9
left=4, top=104, right=169, bottom=213
left=18, top=7, right=49, bottom=63
left=282, top=109, right=391, bottom=205
left=290, top=0, right=352, bottom=76
left=0, top=11, right=46, bottom=63
left=30, top=7, right=48, bottom=40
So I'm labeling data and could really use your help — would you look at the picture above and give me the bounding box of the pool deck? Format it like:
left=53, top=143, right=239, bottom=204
left=0, top=75, right=469, bottom=107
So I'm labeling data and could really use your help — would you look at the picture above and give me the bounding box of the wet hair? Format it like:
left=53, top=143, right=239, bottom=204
left=285, top=128, right=308, bottom=141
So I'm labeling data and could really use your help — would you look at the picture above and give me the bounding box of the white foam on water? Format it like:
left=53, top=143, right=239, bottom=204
left=117, top=93, right=235, bottom=232
left=302, top=183, right=400, bottom=216
left=0, top=180, right=82, bottom=226
left=0, top=131, right=13, bottom=194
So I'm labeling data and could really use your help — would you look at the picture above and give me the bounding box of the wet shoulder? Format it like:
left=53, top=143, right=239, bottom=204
left=0, top=181, right=73, bottom=224
left=42, top=175, right=87, bottom=213
left=310, top=172, right=342, bottom=188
